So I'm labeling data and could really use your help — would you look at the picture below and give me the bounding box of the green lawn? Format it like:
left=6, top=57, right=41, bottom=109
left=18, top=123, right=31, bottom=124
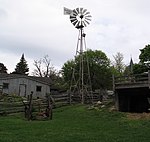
left=0, top=105, right=150, bottom=142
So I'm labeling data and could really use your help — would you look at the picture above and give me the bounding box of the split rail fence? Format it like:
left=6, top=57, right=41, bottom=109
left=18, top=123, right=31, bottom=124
left=0, top=94, right=69, bottom=115
left=0, top=91, right=112, bottom=116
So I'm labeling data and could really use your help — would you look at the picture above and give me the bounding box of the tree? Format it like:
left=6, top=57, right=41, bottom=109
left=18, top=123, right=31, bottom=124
left=132, top=45, right=150, bottom=74
left=62, top=49, right=112, bottom=90
left=12, top=54, right=29, bottom=75
left=112, top=52, right=125, bottom=76
left=33, top=55, right=64, bottom=91
left=61, top=60, right=74, bottom=88
left=32, top=55, right=57, bottom=78
left=133, top=63, right=148, bottom=74
left=0, top=63, right=8, bottom=73
left=139, top=44, right=150, bottom=70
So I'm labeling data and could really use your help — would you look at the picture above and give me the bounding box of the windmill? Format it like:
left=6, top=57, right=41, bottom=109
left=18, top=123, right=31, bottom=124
left=64, top=7, right=93, bottom=104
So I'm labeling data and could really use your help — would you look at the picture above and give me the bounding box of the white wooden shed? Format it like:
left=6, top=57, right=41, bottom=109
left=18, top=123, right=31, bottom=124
left=0, top=73, right=52, bottom=98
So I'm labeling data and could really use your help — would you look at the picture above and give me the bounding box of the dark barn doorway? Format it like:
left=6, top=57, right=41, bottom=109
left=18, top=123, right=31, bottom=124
left=116, top=87, right=150, bottom=113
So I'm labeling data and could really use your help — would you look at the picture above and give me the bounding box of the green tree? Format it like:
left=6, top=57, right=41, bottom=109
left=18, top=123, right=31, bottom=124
left=133, top=63, right=148, bottom=74
left=132, top=45, right=150, bottom=74
left=139, top=44, right=150, bottom=65
left=62, top=49, right=112, bottom=90
left=13, top=54, right=29, bottom=75
left=61, top=60, right=74, bottom=89
left=0, top=63, right=8, bottom=73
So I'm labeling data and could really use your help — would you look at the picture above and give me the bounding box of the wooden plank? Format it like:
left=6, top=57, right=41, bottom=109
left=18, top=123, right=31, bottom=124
left=51, top=94, right=68, bottom=98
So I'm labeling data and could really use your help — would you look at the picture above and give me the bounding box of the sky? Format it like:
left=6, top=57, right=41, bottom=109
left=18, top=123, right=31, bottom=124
left=0, top=0, right=150, bottom=74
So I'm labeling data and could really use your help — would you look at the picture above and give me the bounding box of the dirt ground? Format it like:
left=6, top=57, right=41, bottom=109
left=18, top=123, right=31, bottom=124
left=126, top=112, right=150, bottom=120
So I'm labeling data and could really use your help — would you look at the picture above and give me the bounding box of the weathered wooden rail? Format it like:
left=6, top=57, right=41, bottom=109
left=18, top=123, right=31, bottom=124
left=113, top=71, right=150, bottom=112
left=0, top=93, right=69, bottom=115
left=113, top=72, right=150, bottom=89
left=0, top=89, right=113, bottom=116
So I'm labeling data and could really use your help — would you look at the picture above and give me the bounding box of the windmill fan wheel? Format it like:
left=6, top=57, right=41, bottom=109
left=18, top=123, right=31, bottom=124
left=70, top=8, right=92, bottom=29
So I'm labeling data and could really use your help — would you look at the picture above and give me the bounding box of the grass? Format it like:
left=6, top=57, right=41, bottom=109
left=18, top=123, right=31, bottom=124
left=0, top=104, right=150, bottom=142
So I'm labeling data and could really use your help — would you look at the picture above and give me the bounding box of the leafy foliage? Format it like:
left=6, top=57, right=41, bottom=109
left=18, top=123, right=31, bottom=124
left=139, top=44, right=150, bottom=65
left=62, top=49, right=112, bottom=90
left=61, top=60, right=74, bottom=89
left=139, top=45, right=150, bottom=69
left=132, top=45, right=150, bottom=74
left=133, top=63, right=148, bottom=74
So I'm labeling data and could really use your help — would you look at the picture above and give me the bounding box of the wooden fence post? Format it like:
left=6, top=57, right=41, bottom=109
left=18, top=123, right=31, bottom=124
left=46, top=95, right=53, bottom=120
left=68, top=90, right=72, bottom=104
left=27, top=92, right=33, bottom=121
left=112, top=74, right=115, bottom=92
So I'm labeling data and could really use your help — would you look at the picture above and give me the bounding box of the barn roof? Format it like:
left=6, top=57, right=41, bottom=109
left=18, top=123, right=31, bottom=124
left=0, top=73, right=52, bottom=86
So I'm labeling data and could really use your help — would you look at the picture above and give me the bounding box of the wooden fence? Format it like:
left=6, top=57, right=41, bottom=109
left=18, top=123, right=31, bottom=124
left=0, top=90, right=113, bottom=116
left=0, top=93, right=69, bottom=116
left=114, top=73, right=149, bottom=84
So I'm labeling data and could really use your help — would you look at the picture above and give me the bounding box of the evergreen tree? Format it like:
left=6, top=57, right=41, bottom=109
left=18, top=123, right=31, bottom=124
left=0, top=63, right=8, bottom=73
left=13, top=54, right=29, bottom=75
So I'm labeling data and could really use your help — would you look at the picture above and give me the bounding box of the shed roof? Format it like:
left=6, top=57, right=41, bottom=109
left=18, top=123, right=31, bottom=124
left=0, top=73, right=52, bottom=86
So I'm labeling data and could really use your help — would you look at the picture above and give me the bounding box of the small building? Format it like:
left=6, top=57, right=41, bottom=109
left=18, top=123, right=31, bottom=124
left=0, top=73, right=52, bottom=98
left=114, top=72, right=150, bottom=112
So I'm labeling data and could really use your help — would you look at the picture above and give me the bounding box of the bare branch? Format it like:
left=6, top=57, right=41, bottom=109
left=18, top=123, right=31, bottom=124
left=32, top=55, right=57, bottom=78
left=33, top=59, right=43, bottom=77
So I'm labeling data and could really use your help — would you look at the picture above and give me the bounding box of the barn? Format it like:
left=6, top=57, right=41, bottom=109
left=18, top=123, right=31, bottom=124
left=0, top=73, right=52, bottom=98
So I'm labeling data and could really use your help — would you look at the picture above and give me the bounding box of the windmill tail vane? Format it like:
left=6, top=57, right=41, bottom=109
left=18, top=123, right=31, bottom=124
left=64, top=7, right=73, bottom=15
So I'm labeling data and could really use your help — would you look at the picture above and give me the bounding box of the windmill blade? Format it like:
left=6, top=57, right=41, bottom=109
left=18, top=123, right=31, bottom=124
left=72, top=9, right=78, bottom=16
left=84, top=19, right=90, bottom=25
left=70, top=18, right=76, bottom=22
left=80, top=8, right=83, bottom=14
left=84, top=12, right=90, bottom=16
left=72, top=13, right=77, bottom=17
left=70, top=15, right=76, bottom=20
left=75, top=21, right=80, bottom=27
left=72, top=13, right=78, bottom=17
left=75, top=22, right=80, bottom=28
left=72, top=20, right=78, bottom=26
left=81, top=21, right=87, bottom=27
left=85, top=17, right=91, bottom=21
left=76, top=8, right=80, bottom=14
left=70, top=17, right=77, bottom=22
left=82, top=9, right=87, bottom=14
left=85, top=15, right=92, bottom=18
left=70, top=18, right=77, bottom=23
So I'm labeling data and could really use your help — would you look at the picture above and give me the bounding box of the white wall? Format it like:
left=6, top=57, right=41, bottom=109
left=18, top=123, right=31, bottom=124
left=0, top=77, right=50, bottom=98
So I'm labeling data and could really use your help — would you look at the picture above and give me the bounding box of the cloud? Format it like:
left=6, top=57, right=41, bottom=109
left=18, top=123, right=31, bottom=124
left=0, top=0, right=150, bottom=73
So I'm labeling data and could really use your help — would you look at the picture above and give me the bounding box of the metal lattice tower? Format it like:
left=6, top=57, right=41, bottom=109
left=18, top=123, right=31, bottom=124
left=64, top=7, right=93, bottom=104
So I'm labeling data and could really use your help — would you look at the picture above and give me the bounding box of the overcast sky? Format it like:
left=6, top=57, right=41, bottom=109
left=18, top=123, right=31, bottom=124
left=0, top=0, right=150, bottom=74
